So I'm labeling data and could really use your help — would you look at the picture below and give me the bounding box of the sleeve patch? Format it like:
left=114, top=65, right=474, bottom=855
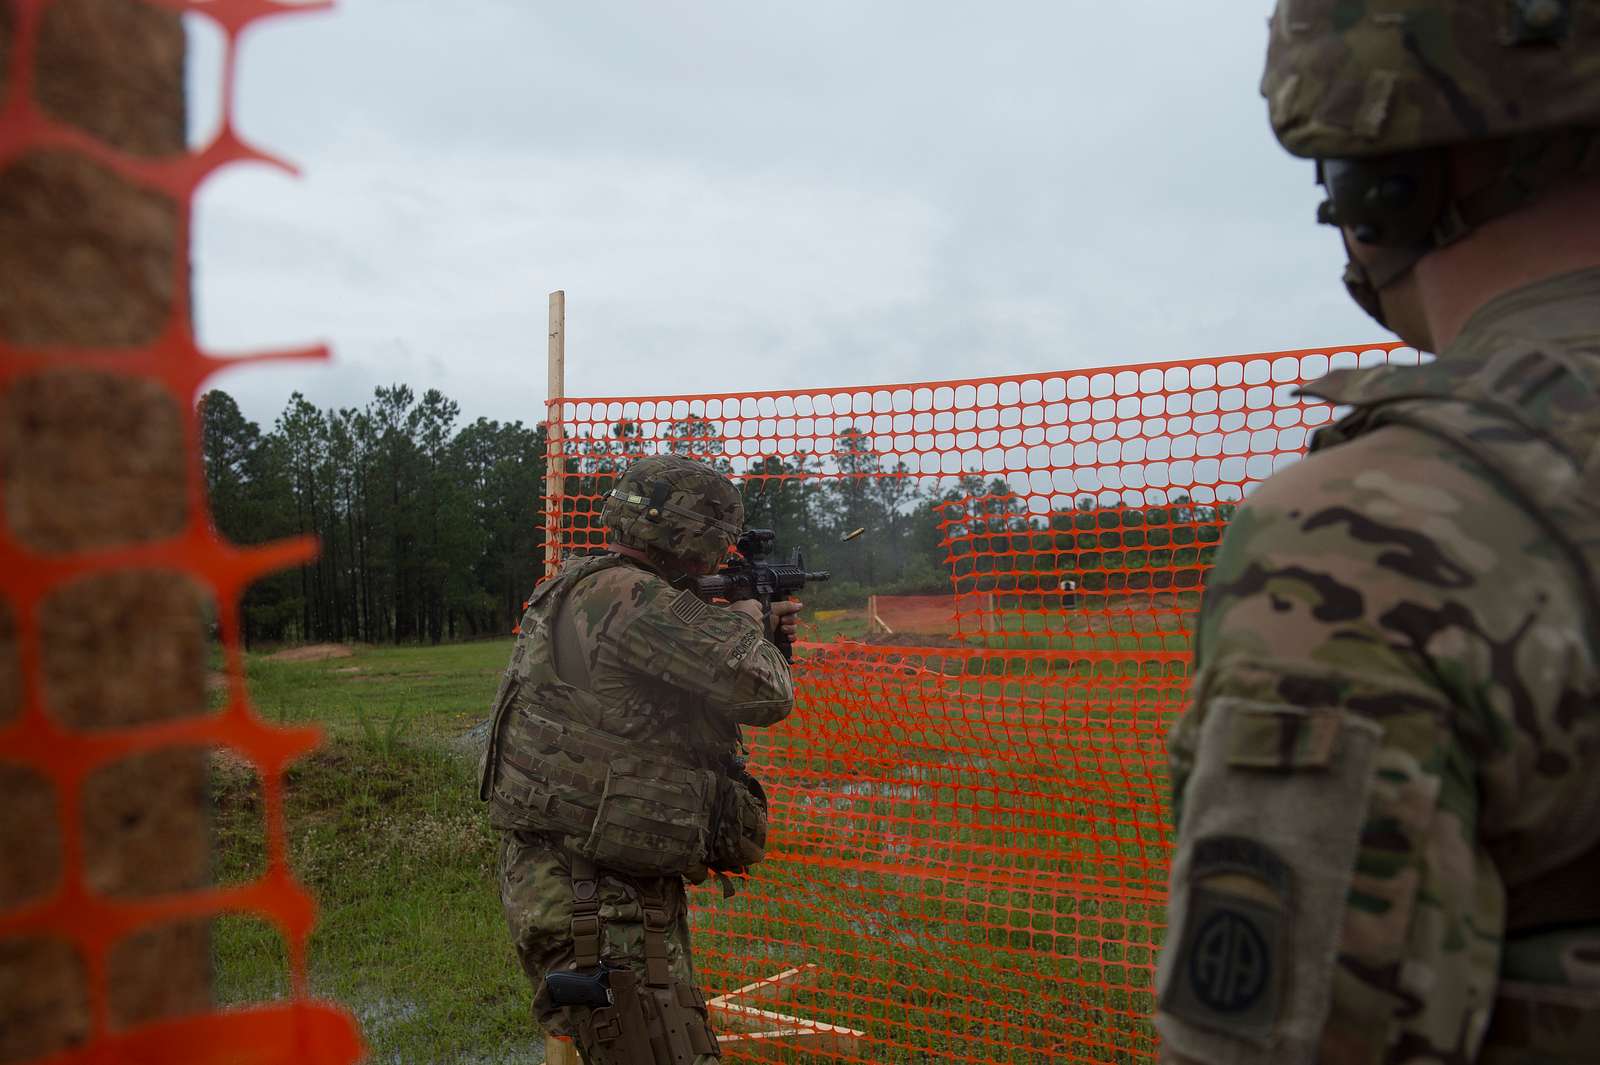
left=1161, top=884, right=1285, bottom=1043
left=669, top=590, right=710, bottom=626
left=1157, top=697, right=1384, bottom=1061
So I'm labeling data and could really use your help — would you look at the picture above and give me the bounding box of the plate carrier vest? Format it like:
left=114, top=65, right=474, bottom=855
left=478, top=554, right=767, bottom=882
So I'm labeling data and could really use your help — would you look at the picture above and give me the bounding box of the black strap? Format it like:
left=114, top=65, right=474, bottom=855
left=553, top=599, right=595, bottom=692
left=570, top=854, right=603, bottom=969
left=646, top=481, right=672, bottom=516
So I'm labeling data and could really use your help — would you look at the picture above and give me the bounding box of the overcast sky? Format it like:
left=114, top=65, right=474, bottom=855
left=188, top=1, right=1380, bottom=431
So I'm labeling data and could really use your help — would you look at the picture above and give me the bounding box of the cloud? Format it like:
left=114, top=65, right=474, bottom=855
left=187, top=0, right=1379, bottom=430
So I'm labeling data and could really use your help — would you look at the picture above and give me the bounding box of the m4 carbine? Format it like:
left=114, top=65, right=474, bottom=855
left=692, top=528, right=828, bottom=662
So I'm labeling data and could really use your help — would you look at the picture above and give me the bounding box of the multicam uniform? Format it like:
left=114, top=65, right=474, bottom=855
left=1157, top=273, right=1600, bottom=1063
left=480, top=458, right=793, bottom=1065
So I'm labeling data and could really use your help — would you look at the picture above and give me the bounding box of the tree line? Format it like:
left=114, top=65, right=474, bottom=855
left=202, top=390, right=1232, bottom=646
left=201, top=387, right=546, bottom=647
left=562, top=423, right=1233, bottom=610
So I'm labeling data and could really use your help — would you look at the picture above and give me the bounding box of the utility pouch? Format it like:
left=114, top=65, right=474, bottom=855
left=545, top=966, right=614, bottom=1009
left=581, top=759, right=717, bottom=877
left=707, top=765, right=770, bottom=873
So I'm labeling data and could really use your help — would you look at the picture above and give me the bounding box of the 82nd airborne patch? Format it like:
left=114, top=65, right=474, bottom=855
left=1160, top=836, right=1289, bottom=1044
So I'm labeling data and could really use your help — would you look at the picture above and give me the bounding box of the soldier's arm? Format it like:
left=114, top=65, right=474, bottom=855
left=1157, top=425, right=1573, bottom=1063
left=605, top=579, right=794, bottom=727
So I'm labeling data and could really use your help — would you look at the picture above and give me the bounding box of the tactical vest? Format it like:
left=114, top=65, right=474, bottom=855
left=478, top=554, right=768, bottom=882
left=1303, top=343, right=1600, bottom=1059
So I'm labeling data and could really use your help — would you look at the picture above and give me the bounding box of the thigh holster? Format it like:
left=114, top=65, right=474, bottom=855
left=565, top=857, right=721, bottom=1064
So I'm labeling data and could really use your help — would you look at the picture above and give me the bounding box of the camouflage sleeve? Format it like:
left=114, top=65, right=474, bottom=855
left=603, top=577, right=794, bottom=728
left=1156, top=424, right=1584, bottom=1064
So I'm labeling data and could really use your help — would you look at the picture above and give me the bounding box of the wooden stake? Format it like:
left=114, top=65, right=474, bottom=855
left=545, top=289, right=566, bottom=577
left=866, top=594, right=892, bottom=634
left=709, top=962, right=864, bottom=1052
left=545, top=1035, right=581, bottom=1065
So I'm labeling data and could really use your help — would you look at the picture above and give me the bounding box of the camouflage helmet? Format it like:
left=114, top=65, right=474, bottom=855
left=1262, top=2, right=1600, bottom=160
left=601, top=455, right=743, bottom=572
left=1260, top=2, right=1600, bottom=327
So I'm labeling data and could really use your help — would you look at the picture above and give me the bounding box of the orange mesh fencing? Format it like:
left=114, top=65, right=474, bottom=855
left=0, top=2, right=361, bottom=1062
left=546, top=343, right=1411, bottom=1062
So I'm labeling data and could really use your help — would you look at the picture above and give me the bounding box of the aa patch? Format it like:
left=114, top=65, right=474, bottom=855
left=1161, top=836, right=1290, bottom=1044
left=669, top=590, right=710, bottom=626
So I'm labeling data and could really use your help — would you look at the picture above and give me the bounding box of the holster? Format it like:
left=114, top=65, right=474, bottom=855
left=562, top=856, right=721, bottom=1064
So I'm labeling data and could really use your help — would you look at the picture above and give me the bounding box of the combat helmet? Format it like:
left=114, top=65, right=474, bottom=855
left=600, top=455, right=743, bottom=573
left=1260, top=2, right=1600, bottom=324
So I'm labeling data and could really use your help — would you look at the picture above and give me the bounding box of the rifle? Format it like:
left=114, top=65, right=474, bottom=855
left=692, top=528, right=829, bottom=662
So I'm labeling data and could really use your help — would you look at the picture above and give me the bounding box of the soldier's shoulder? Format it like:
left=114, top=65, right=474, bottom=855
left=1242, top=420, right=1539, bottom=557
left=578, top=560, right=671, bottom=599
left=560, top=559, right=677, bottom=625
left=1210, top=420, right=1566, bottom=633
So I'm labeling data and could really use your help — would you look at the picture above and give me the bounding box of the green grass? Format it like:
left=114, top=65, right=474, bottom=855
left=240, top=641, right=511, bottom=739
left=212, top=640, right=540, bottom=1063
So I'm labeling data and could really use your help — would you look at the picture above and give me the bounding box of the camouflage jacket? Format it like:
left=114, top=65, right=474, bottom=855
left=1158, top=269, right=1600, bottom=1064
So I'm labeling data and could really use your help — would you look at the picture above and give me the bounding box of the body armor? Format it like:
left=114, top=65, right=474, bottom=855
left=479, top=554, right=768, bottom=882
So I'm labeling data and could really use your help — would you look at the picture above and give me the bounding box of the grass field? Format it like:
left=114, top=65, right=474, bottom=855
left=212, top=620, right=1179, bottom=1063
left=210, top=640, right=539, bottom=1063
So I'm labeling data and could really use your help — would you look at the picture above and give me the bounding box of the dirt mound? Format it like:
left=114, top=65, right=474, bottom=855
left=870, top=594, right=974, bottom=635
left=267, top=643, right=355, bottom=662
left=857, top=631, right=964, bottom=648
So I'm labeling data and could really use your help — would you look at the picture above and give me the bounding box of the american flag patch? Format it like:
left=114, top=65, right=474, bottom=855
left=670, top=591, right=710, bottom=626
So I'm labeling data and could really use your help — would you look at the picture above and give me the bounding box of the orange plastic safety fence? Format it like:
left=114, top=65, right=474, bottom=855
left=0, top=2, right=361, bottom=1063
left=546, top=343, right=1411, bottom=1063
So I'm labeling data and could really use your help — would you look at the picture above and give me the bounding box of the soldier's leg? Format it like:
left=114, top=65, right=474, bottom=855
left=498, top=835, right=719, bottom=1064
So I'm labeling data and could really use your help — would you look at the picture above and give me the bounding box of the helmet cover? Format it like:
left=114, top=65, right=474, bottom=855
left=1262, top=1, right=1600, bottom=160
left=600, top=455, right=743, bottom=572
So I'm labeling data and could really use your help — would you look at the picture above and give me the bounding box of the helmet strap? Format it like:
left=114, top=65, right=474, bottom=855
left=1327, top=129, right=1600, bottom=329
left=606, top=542, right=660, bottom=571
left=644, top=481, right=672, bottom=521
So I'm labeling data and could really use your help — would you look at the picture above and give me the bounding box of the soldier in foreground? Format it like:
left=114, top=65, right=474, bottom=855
left=1156, top=6, right=1599, bottom=1064
left=479, top=455, right=801, bottom=1063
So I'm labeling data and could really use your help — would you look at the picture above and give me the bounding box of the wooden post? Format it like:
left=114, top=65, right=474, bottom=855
left=544, top=290, right=566, bottom=578
left=545, top=1035, right=581, bottom=1065
left=541, top=293, right=576, bottom=1065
